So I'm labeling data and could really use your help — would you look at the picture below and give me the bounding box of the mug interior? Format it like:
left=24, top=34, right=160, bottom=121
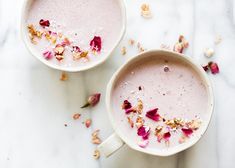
left=21, top=0, right=126, bottom=72
left=106, top=50, right=213, bottom=156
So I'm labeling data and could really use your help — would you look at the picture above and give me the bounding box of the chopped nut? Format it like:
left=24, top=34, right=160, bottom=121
left=93, top=149, right=100, bottom=159
left=155, top=126, right=163, bottom=135
left=73, top=113, right=81, bottom=120
left=54, top=44, right=65, bottom=55
left=204, top=48, right=214, bottom=58
left=173, top=35, right=188, bottom=53
left=85, top=119, right=92, bottom=128
left=92, top=130, right=102, bottom=145
left=136, top=115, right=144, bottom=128
left=55, top=54, right=64, bottom=61
left=60, top=72, right=68, bottom=81
left=121, top=46, right=126, bottom=55
left=136, top=100, right=143, bottom=114
left=141, top=4, right=152, bottom=18
left=127, top=116, right=134, bottom=128
left=80, top=51, right=89, bottom=58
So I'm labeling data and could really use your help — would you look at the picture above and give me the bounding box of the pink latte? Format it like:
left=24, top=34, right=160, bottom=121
left=111, top=55, right=209, bottom=150
left=26, top=0, right=123, bottom=68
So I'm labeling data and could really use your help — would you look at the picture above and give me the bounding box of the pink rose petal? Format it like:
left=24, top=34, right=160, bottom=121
left=209, top=62, right=219, bottom=74
left=125, top=108, right=136, bottom=114
left=138, top=140, right=149, bottom=148
left=145, top=108, right=160, bottom=121
left=181, top=128, right=193, bottom=137
left=137, top=125, right=150, bottom=140
left=90, top=36, right=102, bottom=52
left=163, top=132, right=171, bottom=141
left=43, top=50, right=53, bottom=60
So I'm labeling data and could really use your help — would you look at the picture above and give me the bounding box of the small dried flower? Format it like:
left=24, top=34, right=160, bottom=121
left=141, top=4, right=152, bottom=18
left=43, top=50, right=53, bottom=60
left=204, top=48, right=214, bottom=58
left=81, top=93, right=101, bottom=108
left=73, top=113, right=81, bottom=120
left=72, top=46, right=81, bottom=53
left=39, top=19, right=50, bottom=27
left=60, top=72, right=68, bottom=81
left=93, top=149, right=100, bottom=159
left=121, top=46, right=126, bottom=55
left=54, top=44, right=65, bottom=55
left=173, top=35, right=188, bottom=53
left=90, top=36, right=102, bottom=52
left=208, top=62, right=219, bottom=74
left=85, top=119, right=92, bottom=128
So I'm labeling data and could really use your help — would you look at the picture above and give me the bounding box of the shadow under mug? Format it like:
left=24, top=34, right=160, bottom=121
left=98, top=50, right=214, bottom=157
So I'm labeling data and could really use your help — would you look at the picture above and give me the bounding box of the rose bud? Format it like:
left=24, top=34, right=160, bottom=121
left=81, top=93, right=101, bottom=108
left=39, top=19, right=50, bottom=27
left=208, top=62, right=219, bottom=74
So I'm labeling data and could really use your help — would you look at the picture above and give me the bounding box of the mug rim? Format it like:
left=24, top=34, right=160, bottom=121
left=20, top=0, right=126, bottom=72
left=106, top=49, right=214, bottom=156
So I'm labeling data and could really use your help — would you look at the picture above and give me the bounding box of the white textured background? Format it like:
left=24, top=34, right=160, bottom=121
left=0, top=0, right=234, bottom=167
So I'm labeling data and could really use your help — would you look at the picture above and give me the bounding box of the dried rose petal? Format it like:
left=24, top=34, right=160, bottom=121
left=73, top=113, right=81, bottom=120
left=72, top=46, right=81, bottom=53
left=90, top=36, right=102, bottom=52
left=208, top=62, right=219, bottom=74
left=145, top=108, right=160, bottom=121
left=122, top=100, right=132, bottom=110
left=61, top=38, right=71, bottom=46
left=137, top=125, right=150, bottom=140
left=138, top=139, right=149, bottom=148
left=81, top=93, right=101, bottom=108
left=181, top=128, right=193, bottom=136
left=163, top=132, right=171, bottom=141
left=39, top=19, right=50, bottom=27
left=203, top=65, right=209, bottom=72
left=85, top=119, right=92, bottom=128
left=42, top=50, right=53, bottom=60
left=125, top=108, right=136, bottom=114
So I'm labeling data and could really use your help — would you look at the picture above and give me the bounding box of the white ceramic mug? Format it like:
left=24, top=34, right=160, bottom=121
left=20, top=0, right=126, bottom=72
left=98, top=50, right=214, bottom=157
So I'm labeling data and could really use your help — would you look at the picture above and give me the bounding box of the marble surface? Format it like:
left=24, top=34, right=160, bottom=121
left=0, top=0, right=235, bottom=167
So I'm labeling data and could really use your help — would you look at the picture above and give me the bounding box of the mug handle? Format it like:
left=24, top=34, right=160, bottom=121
left=98, top=133, right=125, bottom=157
